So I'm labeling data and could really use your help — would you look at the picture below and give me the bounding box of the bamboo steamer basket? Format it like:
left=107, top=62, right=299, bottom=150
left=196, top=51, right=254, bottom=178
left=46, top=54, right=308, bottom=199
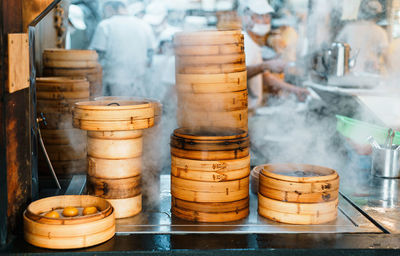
left=73, top=100, right=155, bottom=131
left=37, top=90, right=90, bottom=100
left=88, top=175, right=141, bottom=199
left=36, top=77, right=90, bottom=92
left=23, top=195, right=115, bottom=249
left=88, top=157, right=141, bottom=179
left=177, top=90, right=248, bottom=111
left=173, top=30, right=243, bottom=46
left=172, top=204, right=249, bottom=222
left=172, top=196, right=249, bottom=213
left=257, top=164, right=340, bottom=194
left=107, top=194, right=142, bottom=219
left=258, top=193, right=338, bottom=215
left=43, top=49, right=99, bottom=68
left=177, top=63, right=246, bottom=74
left=175, top=43, right=244, bottom=56
left=171, top=185, right=249, bottom=203
left=171, top=155, right=250, bottom=172
left=176, top=71, right=247, bottom=93
left=87, top=131, right=143, bottom=159
left=258, top=185, right=339, bottom=203
left=171, top=127, right=249, bottom=160
left=41, top=129, right=86, bottom=145
left=45, top=143, right=86, bottom=161
left=176, top=54, right=245, bottom=66
left=94, top=96, right=162, bottom=125
left=258, top=206, right=338, bottom=225
left=177, top=108, right=248, bottom=130
left=171, top=176, right=249, bottom=193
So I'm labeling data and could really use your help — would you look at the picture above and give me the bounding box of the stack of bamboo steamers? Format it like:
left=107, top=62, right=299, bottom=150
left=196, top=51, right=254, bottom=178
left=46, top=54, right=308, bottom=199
left=42, top=49, right=103, bottom=98
left=174, top=30, right=248, bottom=131
left=171, top=30, right=250, bottom=222
left=36, top=77, right=90, bottom=176
left=256, top=164, right=340, bottom=224
left=73, top=99, right=155, bottom=219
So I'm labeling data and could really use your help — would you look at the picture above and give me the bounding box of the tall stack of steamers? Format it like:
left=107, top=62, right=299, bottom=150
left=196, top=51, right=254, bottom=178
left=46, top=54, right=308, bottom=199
left=37, top=48, right=102, bottom=177
left=73, top=99, right=155, bottom=219
left=171, top=30, right=250, bottom=222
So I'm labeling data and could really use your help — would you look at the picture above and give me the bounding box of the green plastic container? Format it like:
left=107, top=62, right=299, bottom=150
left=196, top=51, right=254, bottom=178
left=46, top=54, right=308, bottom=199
left=336, top=115, right=400, bottom=145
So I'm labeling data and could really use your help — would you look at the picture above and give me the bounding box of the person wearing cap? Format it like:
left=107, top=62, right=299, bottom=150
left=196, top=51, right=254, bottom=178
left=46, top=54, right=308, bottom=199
left=335, top=0, right=389, bottom=74
left=241, top=0, right=308, bottom=109
left=89, top=0, right=156, bottom=96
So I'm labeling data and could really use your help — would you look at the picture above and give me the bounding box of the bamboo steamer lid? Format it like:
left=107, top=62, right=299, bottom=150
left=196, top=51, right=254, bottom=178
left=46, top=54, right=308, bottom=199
left=73, top=99, right=155, bottom=131
left=260, top=163, right=338, bottom=183
left=88, top=157, right=142, bottom=179
left=174, top=30, right=243, bottom=46
left=176, top=54, right=245, bottom=66
left=177, top=90, right=248, bottom=111
left=257, top=164, right=340, bottom=194
left=258, top=193, right=338, bottom=215
left=171, top=184, right=249, bottom=203
left=176, top=71, right=247, bottom=93
left=87, top=135, right=142, bottom=160
left=175, top=43, right=244, bottom=56
left=94, top=96, right=162, bottom=124
left=45, top=143, right=86, bottom=161
left=88, top=175, right=141, bottom=199
left=177, top=108, right=248, bottom=130
left=258, top=206, right=337, bottom=225
left=177, top=63, right=246, bottom=74
left=36, top=77, right=90, bottom=92
left=23, top=195, right=114, bottom=249
left=172, top=205, right=248, bottom=222
left=41, top=128, right=87, bottom=145
left=172, top=196, right=249, bottom=213
left=258, top=185, right=339, bottom=203
left=171, top=176, right=249, bottom=193
left=107, top=194, right=142, bottom=219
left=171, top=163, right=249, bottom=182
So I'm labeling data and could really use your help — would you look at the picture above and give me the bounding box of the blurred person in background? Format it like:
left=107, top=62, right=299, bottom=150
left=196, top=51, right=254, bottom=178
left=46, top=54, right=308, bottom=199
left=66, top=4, right=87, bottom=49
left=240, top=0, right=308, bottom=109
left=90, top=0, right=156, bottom=96
left=128, top=1, right=146, bottom=18
left=335, top=0, right=389, bottom=74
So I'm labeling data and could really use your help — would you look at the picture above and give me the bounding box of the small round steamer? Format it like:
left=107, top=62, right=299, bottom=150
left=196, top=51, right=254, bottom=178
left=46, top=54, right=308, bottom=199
left=23, top=195, right=115, bottom=249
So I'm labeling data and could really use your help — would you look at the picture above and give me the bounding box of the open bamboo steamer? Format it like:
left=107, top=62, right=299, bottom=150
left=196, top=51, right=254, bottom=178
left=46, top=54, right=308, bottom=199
left=173, top=30, right=243, bottom=46
left=23, top=195, right=115, bottom=249
left=171, top=127, right=249, bottom=160
left=73, top=100, right=155, bottom=131
left=177, top=90, right=248, bottom=111
left=176, top=71, right=247, bottom=93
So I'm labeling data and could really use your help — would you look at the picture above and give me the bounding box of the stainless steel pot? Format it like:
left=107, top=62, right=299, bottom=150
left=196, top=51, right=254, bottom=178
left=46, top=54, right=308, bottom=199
left=369, top=132, right=400, bottom=178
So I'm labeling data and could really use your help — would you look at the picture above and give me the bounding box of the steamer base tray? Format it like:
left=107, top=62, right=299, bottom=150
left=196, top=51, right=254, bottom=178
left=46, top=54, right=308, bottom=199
left=115, top=175, right=382, bottom=234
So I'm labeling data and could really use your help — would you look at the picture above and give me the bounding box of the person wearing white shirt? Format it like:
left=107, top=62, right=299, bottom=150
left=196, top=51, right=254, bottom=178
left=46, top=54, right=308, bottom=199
left=240, top=0, right=308, bottom=109
left=90, top=0, right=156, bottom=96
